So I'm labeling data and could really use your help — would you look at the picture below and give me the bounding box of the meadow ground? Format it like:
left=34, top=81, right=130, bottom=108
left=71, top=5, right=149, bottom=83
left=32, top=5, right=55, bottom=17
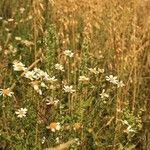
left=0, top=0, right=150, bottom=150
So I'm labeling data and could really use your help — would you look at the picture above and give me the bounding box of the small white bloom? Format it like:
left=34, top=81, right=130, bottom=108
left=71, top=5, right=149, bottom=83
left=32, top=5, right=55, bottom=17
left=105, top=75, right=118, bottom=84
left=24, top=71, right=36, bottom=80
left=79, top=76, right=89, bottom=82
left=64, top=50, right=74, bottom=57
left=63, top=85, right=75, bottom=93
left=15, top=108, right=27, bottom=118
left=117, top=80, right=125, bottom=88
left=13, top=61, right=27, bottom=71
left=55, top=64, right=64, bottom=71
left=99, top=89, right=109, bottom=98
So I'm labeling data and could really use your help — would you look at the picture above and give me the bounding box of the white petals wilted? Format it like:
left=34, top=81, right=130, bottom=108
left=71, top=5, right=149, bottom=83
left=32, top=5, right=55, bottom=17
left=0, top=88, right=14, bottom=97
left=46, top=122, right=61, bottom=132
left=15, top=108, right=27, bottom=118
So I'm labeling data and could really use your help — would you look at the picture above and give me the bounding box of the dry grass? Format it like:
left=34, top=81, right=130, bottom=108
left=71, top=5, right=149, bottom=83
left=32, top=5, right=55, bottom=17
left=0, top=0, right=149, bottom=149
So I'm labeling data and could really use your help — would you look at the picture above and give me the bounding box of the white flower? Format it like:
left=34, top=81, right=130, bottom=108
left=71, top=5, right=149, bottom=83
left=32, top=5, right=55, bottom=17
left=0, top=88, right=14, bottom=97
left=117, top=80, right=125, bottom=88
left=64, top=50, right=74, bottom=57
left=55, top=64, right=64, bottom=71
left=99, top=89, right=109, bottom=98
left=15, top=108, right=27, bottom=118
left=63, top=85, right=75, bottom=93
left=105, top=75, right=118, bottom=84
left=13, top=61, right=27, bottom=71
left=79, top=76, right=89, bottom=82
left=24, top=71, right=36, bottom=80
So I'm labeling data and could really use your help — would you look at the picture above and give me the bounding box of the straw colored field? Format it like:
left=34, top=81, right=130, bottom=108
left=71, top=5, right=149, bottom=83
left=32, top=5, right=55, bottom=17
left=0, top=0, right=150, bottom=150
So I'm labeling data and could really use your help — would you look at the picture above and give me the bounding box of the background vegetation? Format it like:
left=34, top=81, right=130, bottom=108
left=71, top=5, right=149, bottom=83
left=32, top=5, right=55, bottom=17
left=0, top=0, right=150, bottom=149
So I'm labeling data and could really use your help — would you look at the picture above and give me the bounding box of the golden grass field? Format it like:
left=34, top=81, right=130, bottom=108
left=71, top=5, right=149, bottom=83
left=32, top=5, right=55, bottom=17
left=0, top=0, right=150, bottom=149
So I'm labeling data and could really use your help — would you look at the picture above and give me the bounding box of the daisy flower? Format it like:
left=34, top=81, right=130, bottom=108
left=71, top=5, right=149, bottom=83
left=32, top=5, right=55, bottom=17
left=105, top=75, right=118, bottom=84
left=15, top=108, right=27, bottom=118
